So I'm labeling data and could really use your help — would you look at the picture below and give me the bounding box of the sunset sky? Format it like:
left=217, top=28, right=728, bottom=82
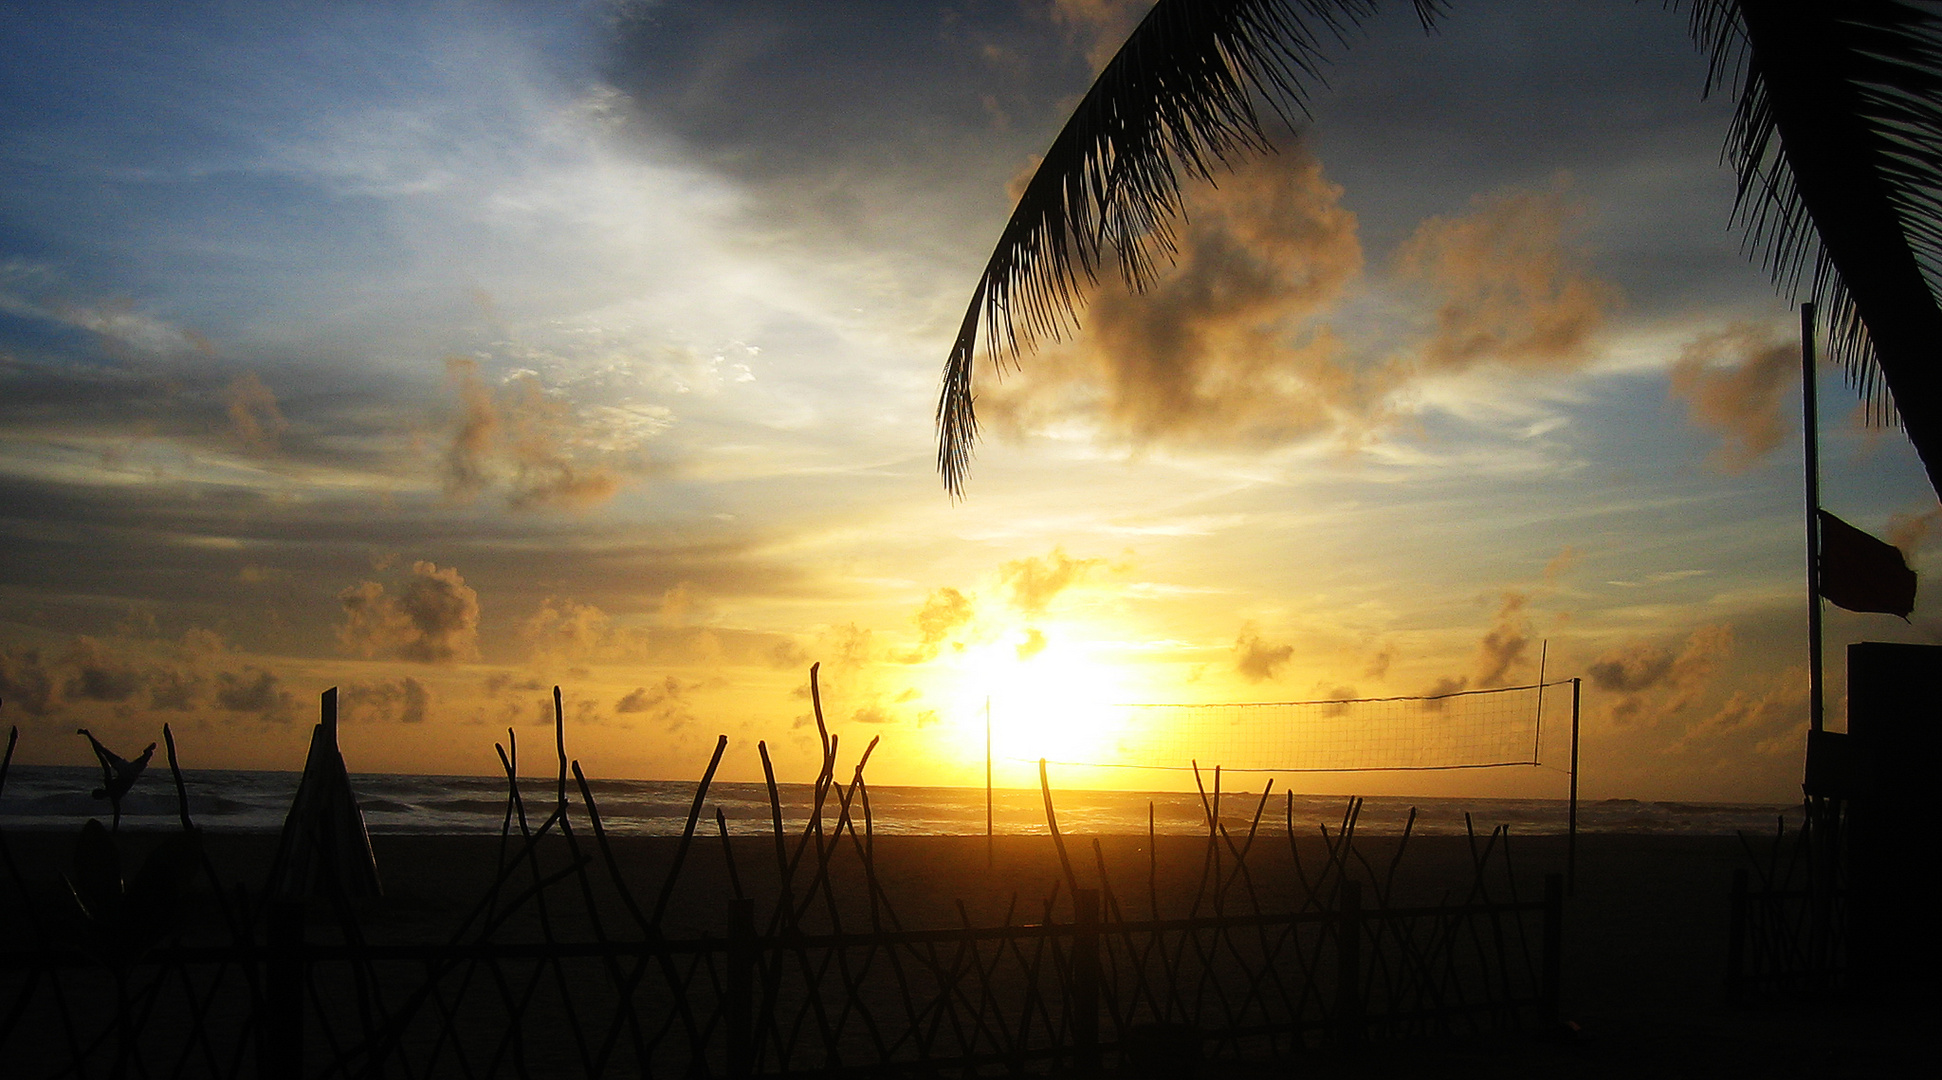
left=3, top=0, right=1937, bottom=803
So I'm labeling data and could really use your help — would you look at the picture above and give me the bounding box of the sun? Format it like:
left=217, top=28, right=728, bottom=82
left=941, top=626, right=1133, bottom=770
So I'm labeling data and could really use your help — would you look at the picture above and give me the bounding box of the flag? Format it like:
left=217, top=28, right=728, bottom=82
left=1818, top=510, right=1918, bottom=618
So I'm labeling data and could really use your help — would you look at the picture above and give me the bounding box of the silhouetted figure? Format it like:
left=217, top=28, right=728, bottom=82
left=78, top=728, right=153, bottom=832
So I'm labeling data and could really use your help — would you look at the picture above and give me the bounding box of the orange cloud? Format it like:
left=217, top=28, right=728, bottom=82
left=443, top=356, right=499, bottom=498
left=440, top=357, right=634, bottom=510
left=1543, top=546, right=1582, bottom=583
left=615, top=675, right=699, bottom=730
left=1475, top=591, right=1531, bottom=687
left=224, top=372, right=288, bottom=457
left=520, top=597, right=614, bottom=661
left=987, top=161, right=1619, bottom=460
left=1674, top=666, right=1807, bottom=755
left=1396, top=179, right=1619, bottom=372
left=1668, top=324, right=1797, bottom=470
left=341, top=676, right=430, bottom=724
left=337, top=561, right=482, bottom=664
left=985, top=151, right=1379, bottom=451
left=498, top=373, right=622, bottom=510
left=1589, top=624, right=1734, bottom=726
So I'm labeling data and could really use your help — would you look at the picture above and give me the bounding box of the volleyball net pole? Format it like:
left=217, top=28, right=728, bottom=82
left=1570, top=676, right=1581, bottom=895
left=985, top=695, right=994, bottom=867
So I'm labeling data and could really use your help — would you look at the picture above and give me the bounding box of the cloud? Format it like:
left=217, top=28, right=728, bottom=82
left=0, top=647, right=57, bottom=715
left=146, top=628, right=227, bottom=711
left=1543, top=546, right=1582, bottom=583
left=1234, top=623, right=1294, bottom=683
left=985, top=160, right=1617, bottom=459
left=1475, top=591, right=1531, bottom=687
left=917, top=586, right=974, bottom=644
left=1887, top=504, right=1942, bottom=557
left=1004, top=154, right=1040, bottom=202
left=147, top=667, right=202, bottom=711
left=659, top=584, right=695, bottom=627
left=901, top=586, right=975, bottom=663
left=1000, top=548, right=1102, bottom=615
left=20, top=289, right=216, bottom=365
left=443, top=356, right=499, bottom=498
left=1318, top=685, right=1357, bottom=715
left=484, top=672, right=545, bottom=698
left=1673, top=666, right=1807, bottom=754
left=180, top=627, right=228, bottom=662
left=520, top=597, right=613, bottom=662
left=440, top=358, right=650, bottom=511
left=341, top=676, right=430, bottom=724
left=1395, top=179, right=1618, bottom=372
left=1422, top=675, right=1469, bottom=706
left=1589, top=624, right=1734, bottom=725
left=615, top=675, right=698, bottom=730
left=224, top=372, right=289, bottom=457
left=1048, top=0, right=1149, bottom=71
left=14, top=629, right=309, bottom=722
left=337, top=560, right=482, bottom=664
left=1363, top=643, right=1396, bottom=681
left=1668, top=324, right=1796, bottom=470
left=61, top=636, right=142, bottom=703
left=213, top=666, right=295, bottom=721
left=985, top=151, right=1379, bottom=451
left=498, top=372, right=624, bottom=510
left=1015, top=627, right=1048, bottom=660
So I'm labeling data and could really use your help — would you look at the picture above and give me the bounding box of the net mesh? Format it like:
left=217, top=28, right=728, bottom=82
left=1034, top=681, right=1565, bottom=773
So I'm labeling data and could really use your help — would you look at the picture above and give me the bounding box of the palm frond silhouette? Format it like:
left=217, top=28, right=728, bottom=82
left=939, top=0, right=1942, bottom=499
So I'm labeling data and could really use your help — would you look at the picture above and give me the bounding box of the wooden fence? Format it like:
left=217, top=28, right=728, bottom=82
left=1, top=678, right=1563, bottom=1077
left=1725, top=799, right=1846, bottom=1001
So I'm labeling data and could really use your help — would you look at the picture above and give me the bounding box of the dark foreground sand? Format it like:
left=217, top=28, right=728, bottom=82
left=1, top=827, right=1928, bottom=1078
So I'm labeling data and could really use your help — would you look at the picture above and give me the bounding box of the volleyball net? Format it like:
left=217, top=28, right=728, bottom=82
left=1024, top=679, right=1574, bottom=774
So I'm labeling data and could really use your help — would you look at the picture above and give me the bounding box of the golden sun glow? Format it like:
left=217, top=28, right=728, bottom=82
left=933, top=626, right=1134, bottom=772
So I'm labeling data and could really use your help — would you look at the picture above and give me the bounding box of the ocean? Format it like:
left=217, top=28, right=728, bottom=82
left=0, top=765, right=1803, bottom=838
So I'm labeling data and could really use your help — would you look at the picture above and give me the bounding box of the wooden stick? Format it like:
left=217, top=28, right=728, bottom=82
left=1039, top=758, right=1080, bottom=903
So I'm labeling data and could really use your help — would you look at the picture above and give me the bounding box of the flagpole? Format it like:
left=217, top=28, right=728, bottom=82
left=1801, top=301, right=1825, bottom=734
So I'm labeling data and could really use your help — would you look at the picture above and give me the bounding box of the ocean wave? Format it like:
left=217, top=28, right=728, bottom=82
left=0, top=765, right=1807, bottom=839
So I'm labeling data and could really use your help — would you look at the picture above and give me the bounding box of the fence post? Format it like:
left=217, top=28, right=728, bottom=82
left=726, top=897, right=756, bottom=1077
left=1726, top=867, right=1748, bottom=1003
left=1541, top=873, right=1563, bottom=1028
left=1072, top=888, right=1100, bottom=1077
left=1334, top=880, right=1363, bottom=1046
left=260, top=899, right=305, bottom=1078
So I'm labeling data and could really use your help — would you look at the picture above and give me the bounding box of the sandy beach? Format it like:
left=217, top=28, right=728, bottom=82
left=0, top=821, right=1927, bottom=1077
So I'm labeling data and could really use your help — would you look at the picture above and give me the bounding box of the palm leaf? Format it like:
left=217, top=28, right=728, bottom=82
left=937, top=0, right=1444, bottom=495
left=1687, top=0, right=1942, bottom=495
